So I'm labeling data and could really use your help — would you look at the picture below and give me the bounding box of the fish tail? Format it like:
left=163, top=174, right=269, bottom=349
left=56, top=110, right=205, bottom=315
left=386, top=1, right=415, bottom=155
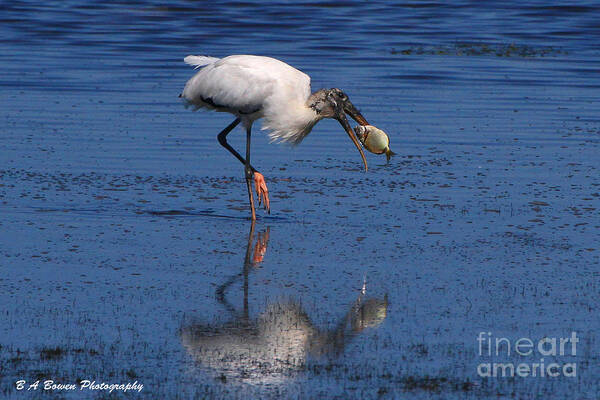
left=385, top=148, right=396, bottom=162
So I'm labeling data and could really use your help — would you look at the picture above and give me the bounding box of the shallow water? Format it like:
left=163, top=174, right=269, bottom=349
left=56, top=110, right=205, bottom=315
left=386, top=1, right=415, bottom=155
left=1, top=1, right=599, bottom=399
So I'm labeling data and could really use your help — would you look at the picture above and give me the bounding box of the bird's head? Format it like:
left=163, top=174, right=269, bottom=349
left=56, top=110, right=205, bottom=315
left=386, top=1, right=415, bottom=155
left=310, top=88, right=370, bottom=171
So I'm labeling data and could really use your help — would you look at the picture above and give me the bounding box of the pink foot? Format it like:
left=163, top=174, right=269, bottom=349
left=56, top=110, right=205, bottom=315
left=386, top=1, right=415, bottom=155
left=254, top=172, right=270, bottom=213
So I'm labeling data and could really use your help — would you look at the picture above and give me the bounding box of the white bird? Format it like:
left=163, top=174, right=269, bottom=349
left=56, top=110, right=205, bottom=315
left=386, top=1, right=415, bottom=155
left=181, top=54, right=370, bottom=220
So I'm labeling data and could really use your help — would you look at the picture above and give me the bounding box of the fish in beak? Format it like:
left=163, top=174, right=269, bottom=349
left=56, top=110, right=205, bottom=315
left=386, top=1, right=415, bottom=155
left=334, top=100, right=369, bottom=172
left=354, top=125, right=396, bottom=162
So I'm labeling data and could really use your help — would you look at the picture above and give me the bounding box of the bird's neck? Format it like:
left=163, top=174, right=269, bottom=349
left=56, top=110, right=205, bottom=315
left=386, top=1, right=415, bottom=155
left=261, top=99, right=322, bottom=145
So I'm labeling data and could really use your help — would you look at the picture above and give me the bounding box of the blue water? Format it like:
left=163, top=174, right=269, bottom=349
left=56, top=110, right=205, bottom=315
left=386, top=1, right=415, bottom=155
left=1, top=1, right=599, bottom=399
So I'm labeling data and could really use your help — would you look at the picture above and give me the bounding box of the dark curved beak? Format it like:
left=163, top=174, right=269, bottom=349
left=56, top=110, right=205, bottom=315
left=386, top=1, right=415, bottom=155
left=335, top=103, right=368, bottom=172
left=343, top=101, right=369, bottom=127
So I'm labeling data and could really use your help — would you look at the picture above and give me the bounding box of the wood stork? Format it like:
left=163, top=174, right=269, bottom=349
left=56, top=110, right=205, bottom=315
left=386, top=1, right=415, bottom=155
left=180, top=54, right=370, bottom=220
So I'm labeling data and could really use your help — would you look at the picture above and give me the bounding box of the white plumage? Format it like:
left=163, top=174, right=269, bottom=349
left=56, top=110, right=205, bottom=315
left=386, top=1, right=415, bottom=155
left=182, top=55, right=316, bottom=145
left=183, top=55, right=221, bottom=68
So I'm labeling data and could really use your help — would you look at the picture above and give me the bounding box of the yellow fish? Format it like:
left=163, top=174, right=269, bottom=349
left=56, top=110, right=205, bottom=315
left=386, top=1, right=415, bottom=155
left=354, top=125, right=396, bottom=162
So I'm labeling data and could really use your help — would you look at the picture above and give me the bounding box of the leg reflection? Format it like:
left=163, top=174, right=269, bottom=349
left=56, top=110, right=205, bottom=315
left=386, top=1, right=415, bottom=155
left=215, top=220, right=269, bottom=320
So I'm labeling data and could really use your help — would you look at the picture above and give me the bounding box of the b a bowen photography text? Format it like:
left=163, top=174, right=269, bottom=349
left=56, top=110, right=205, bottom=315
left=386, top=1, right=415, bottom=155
left=477, top=332, right=579, bottom=378
left=15, top=379, right=143, bottom=394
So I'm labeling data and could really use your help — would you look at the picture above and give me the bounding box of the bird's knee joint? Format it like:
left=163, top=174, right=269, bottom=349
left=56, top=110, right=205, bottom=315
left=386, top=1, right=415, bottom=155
left=244, top=166, right=254, bottom=180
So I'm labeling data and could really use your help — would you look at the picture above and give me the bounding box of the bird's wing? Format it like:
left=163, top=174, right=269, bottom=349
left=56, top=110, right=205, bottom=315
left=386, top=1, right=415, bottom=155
left=181, top=55, right=311, bottom=116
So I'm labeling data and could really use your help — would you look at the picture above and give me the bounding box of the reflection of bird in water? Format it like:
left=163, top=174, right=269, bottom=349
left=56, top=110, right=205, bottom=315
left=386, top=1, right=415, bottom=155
left=179, top=222, right=388, bottom=384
